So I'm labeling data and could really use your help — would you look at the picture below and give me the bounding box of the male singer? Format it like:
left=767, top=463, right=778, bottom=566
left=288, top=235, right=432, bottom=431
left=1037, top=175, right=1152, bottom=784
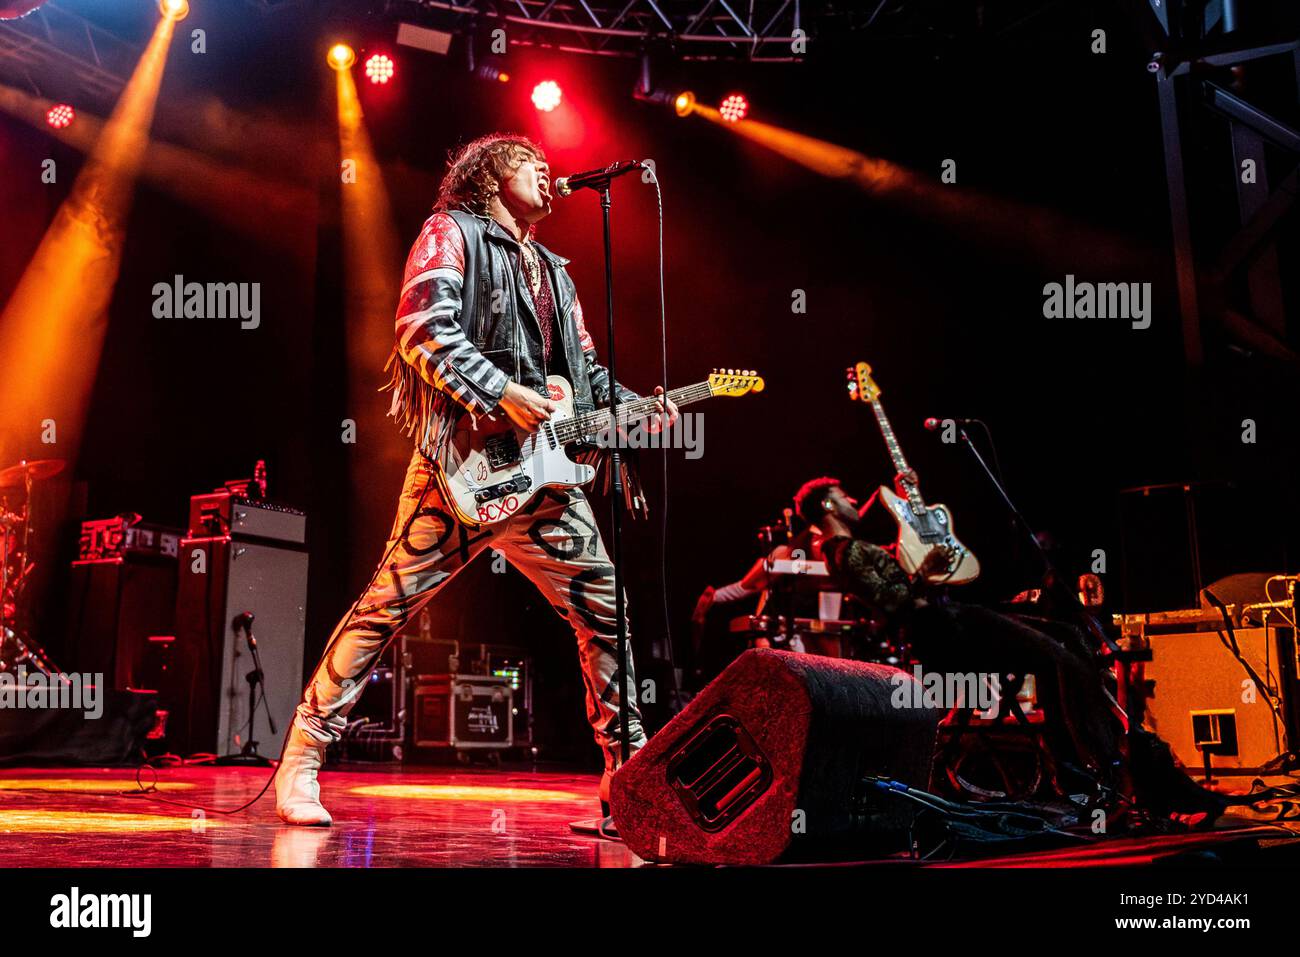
left=275, top=134, right=677, bottom=827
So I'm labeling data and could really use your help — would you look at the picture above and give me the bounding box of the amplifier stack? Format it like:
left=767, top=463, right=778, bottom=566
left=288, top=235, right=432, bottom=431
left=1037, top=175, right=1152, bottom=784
left=1117, top=589, right=1299, bottom=776
left=170, top=485, right=309, bottom=758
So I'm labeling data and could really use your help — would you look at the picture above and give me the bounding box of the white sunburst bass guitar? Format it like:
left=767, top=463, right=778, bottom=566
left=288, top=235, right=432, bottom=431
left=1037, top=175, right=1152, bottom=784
left=847, top=361, right=979, bottom=585
left=437, top=369, right=764, bottom=525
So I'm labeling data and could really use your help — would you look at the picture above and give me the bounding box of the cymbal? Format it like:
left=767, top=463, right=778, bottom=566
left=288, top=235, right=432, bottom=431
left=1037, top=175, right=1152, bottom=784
left=0, top=459, right=65, bottom=488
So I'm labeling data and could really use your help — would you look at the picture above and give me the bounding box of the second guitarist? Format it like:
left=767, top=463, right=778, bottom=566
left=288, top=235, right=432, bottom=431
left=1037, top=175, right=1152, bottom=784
left=274, top=133, right=678, bottom=828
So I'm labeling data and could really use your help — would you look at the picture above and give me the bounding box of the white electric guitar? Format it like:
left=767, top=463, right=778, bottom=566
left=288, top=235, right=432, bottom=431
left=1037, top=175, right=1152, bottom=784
left=437, top=369, right=764, bottom=526
left=847, top=361, right=979, bottom=585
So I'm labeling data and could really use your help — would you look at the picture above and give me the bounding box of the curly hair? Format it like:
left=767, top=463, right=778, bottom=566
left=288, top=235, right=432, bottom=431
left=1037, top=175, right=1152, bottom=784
left=793, top=476, right=842, bottom=527
left=434, top=133, right=546, bottom=215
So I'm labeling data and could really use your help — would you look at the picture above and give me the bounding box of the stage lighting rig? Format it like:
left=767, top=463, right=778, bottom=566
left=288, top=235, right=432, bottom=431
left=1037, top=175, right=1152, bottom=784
left=719, top=93, right=748, bottom=122
left=45, top=102, right=74, bottom=128
left=475, top=63, right=509, bottom=84
left=364, top=53, right=395, bottom=84
left=531, top=80, right=561, bottom=112
left=327, top=42, right=356, bottom=71
left=631, top=87, right=696, bottom=117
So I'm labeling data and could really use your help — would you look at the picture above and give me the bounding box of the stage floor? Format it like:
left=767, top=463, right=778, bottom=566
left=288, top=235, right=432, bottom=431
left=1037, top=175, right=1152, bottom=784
left=0, top=764, right=1296, bottom=868
left=0, top=764, right=640, bottom=868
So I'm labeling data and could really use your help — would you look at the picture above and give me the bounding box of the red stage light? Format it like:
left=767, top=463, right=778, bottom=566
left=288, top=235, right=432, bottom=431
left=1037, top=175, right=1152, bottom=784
left=719, top=93, right=749, bottom=123
left=531, top=80, right=562, bottom=112
left=45, top=103, right=74, bottom=129
left=364, top=53, right=395, bottom=84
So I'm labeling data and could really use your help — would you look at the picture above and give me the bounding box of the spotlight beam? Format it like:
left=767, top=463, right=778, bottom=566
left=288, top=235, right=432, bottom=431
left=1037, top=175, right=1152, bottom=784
left=0, top=12, right=178, bottom=463
left=690, top=107, right=1153, bottom=275
left=0, top=84, right=316, bottom=256
left=334, top=60, right=410, bottom=582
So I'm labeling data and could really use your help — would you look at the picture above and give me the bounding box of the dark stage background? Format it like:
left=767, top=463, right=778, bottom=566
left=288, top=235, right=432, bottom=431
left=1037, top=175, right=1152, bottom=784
left=2, top=1, right=1297, bottom=761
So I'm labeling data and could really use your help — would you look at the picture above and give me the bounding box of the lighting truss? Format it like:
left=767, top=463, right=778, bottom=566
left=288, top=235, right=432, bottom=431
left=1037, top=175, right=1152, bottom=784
left=386, top=0, right=810, bottom=62
left=0, top=1, right=139, bottom=106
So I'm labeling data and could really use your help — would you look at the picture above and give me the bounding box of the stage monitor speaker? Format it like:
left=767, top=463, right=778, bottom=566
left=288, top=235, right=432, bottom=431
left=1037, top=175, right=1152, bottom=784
left=1143, top=625, right=1297, bottom=773
left=173, top=536, right=307, bottom=757
left=610, top=649, right=942, bottom=865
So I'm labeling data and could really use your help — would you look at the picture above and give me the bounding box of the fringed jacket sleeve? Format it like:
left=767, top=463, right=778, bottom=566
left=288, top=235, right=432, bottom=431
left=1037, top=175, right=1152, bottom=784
left=392, top=213, right=510, bottom=416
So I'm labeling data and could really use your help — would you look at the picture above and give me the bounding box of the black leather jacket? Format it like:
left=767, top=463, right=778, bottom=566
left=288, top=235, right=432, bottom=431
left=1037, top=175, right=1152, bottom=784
left=385, top=206, right=639, bottom=460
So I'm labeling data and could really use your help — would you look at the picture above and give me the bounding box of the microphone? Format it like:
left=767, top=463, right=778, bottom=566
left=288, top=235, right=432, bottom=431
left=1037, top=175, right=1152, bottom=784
left=554, top=160, right=645, bottom=197
left=232, top=611, right=255, bottom=641
left=923, top=417, right=979, bottom=431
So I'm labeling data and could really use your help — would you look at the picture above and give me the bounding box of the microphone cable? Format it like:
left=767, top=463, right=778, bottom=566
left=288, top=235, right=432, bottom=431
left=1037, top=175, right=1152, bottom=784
left=124, top=473, right=438, bottom=817
left=640, top=161, right=684, bottom=713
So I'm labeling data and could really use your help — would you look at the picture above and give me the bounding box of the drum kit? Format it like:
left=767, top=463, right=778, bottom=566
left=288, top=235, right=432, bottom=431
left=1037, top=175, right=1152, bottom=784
left=0, top=457, right=65, bottom=677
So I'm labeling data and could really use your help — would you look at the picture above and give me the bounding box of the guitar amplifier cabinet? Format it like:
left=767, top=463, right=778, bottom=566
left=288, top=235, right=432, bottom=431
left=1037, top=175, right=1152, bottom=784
left=188, top=492, right=305, bottom=544
left=171, top=533, right=307, bottom=757
left=65, top=554, right=178, bottom=689
left=1133, top=623, right=1298, bottom=773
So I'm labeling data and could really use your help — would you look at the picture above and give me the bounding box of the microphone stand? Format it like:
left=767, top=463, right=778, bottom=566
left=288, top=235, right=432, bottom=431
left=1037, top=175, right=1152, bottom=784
left=951, top=424, right=1146, bottom=780
left=215, top=617, right=275, bottom=767
left=596, top=181, right=634, bottom=769
left=560, top=166, right=651, bottom=837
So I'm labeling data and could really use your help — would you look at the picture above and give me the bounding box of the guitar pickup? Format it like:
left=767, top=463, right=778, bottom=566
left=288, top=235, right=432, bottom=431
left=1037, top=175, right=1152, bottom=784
left=484, top=433, right=522, bottom=470
left=474, top=476, right=532, bottom=503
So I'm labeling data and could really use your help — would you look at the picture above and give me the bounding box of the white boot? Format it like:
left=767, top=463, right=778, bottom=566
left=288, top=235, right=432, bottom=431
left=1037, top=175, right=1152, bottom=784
left=274, top=720, right=333, bottom=826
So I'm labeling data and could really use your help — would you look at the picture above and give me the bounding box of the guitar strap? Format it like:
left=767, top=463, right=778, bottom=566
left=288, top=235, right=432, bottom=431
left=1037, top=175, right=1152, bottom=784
left=472, top=233, right=493, bottom=349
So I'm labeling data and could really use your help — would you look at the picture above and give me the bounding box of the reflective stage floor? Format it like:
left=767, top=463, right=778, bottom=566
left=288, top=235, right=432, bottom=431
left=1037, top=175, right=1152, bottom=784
left=0, top=764, right=640, bottom=868
left=0, top=764, right=1296, bottom=868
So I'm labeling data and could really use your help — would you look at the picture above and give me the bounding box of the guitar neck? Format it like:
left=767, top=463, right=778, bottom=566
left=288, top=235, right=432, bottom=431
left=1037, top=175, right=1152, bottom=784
left=869, top=400, right=912, bottom=475
left=869, top=400, right=930, bottom=513
left=557, top=381, right=712, bottom=443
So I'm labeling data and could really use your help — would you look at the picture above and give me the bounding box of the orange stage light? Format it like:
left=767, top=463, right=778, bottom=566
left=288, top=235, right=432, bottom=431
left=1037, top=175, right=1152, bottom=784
left=334, top=57, right=411, bottom=585
left=0, top=810, right=222, bottom=834
left=348, top=784, right=584, bottom=803
left=327, top=43, right=356, bottom=71
left=0, top=12, right=177, bottom=463
left=0, top=778, right=194, bottom=792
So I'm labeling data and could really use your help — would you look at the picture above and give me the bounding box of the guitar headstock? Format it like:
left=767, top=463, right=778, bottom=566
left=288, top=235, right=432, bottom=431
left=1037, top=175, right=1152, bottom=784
left=708, top=368, right=765, bottom=397
left=846, top=361, right=880, bottom=403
